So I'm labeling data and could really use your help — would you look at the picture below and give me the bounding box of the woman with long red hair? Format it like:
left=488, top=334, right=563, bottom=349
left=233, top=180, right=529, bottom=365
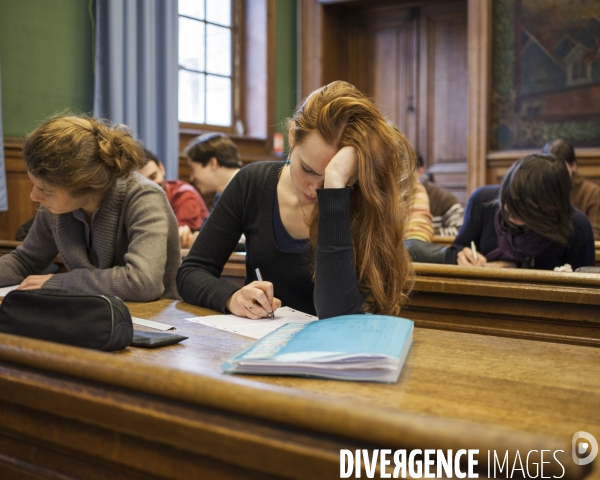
left=177, top=81, right=415, bottom=318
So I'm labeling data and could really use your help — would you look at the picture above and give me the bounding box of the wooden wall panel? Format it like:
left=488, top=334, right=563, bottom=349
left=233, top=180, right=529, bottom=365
left=427, top=162, right=468, bottom=205
left=301, top=0, right=467, bottom=166
left=419, top=2, right=468, bottom=204
left=0, top=138, right=36, bottom=241
left=429, top=13, right=468, bottom=166
left=366, top=6, right=418, bottom=147
left=299, top=0, right=323, bottom=97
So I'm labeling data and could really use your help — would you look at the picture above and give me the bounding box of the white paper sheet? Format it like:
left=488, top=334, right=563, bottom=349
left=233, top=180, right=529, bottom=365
left=186, top=306, right=317, bottom=339
left=0, top=285, right=19, bottom=298
left=132, top=317, right=175, bottom=331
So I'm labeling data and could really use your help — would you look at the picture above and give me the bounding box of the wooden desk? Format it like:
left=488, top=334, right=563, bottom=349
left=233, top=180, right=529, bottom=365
left=432, top=235, right=454, bottom=246
left=432, top=237, right=600, bottom=265
left=407, top=263, right=600, bottom=347
left=220, top=254, right=600, bottom=347
left=0, top=299, right=598, bottom=479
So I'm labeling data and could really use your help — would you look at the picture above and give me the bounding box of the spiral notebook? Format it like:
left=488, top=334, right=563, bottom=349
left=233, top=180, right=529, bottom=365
left=222, top=314, right=414, bottom=383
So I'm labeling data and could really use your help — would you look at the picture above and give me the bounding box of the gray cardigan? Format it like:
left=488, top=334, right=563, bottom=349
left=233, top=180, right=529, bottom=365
left=0, top=173, right=180, bottom=301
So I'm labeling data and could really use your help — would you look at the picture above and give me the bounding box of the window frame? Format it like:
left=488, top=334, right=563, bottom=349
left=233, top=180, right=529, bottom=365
left=178, top=0, right=240, bottom=132
left=178, top=0, right=277, bottom=176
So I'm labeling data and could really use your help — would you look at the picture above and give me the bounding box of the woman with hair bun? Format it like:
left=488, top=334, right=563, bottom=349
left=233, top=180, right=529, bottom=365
left=178, top=81, right=415, bottom=319
left=0, top=115, right=180, bottom=301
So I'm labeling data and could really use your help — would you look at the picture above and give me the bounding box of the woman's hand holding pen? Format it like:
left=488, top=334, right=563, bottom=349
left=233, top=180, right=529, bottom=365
left=324, top=146, right=358, bottom=188
left=226, top=282, right=281, bottom=319
left=457, top=247, right=487, bottom=267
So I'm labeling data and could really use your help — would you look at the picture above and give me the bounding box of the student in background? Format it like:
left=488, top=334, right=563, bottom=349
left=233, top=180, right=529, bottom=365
left=542, top=139, right=600, bottom=241
left=181, top=133, right=243, bottom=247
left=185, top=133, right=242, bottom=207
left=139, top=149, right=209, bottom=248
left=177, top=81, right=416, bottom=319
left=0, top=115, right=180, bottom=300
left=416, top=153, right=464, bottom=237
left=454, top=154, right=594, bottom=270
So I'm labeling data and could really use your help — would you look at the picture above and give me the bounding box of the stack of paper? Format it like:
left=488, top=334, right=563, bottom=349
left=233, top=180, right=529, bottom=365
left=222, top=315, right=413, bottom=383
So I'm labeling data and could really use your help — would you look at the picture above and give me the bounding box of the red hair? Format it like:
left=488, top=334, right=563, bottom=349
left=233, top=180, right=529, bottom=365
left=289, top=81, right=415, bottom=315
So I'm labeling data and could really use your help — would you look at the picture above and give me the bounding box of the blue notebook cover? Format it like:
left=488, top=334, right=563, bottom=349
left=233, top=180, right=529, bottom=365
left=223, top=314, right=414, bottom=383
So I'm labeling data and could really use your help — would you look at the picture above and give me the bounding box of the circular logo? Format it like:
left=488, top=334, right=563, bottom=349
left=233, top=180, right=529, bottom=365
left=572, top=432, right=598, bottom=466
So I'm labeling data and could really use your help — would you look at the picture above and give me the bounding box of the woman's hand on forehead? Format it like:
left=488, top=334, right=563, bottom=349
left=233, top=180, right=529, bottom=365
left=324, top=146, right=358, bottom=189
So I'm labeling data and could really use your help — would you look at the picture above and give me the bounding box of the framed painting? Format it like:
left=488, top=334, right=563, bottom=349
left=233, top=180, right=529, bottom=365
left=491, top=0, right=600, bottom=150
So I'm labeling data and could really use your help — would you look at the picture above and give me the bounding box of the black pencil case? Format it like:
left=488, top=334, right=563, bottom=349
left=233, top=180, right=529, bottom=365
left=0, top=288, right=133, bottom=351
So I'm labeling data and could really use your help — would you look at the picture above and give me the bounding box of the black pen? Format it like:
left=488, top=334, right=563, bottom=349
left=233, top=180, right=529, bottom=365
left=255, top=268, right=275, bottom=319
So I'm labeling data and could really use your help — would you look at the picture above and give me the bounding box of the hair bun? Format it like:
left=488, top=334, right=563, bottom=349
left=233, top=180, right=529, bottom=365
left=93, top=120, right=144, bottom=177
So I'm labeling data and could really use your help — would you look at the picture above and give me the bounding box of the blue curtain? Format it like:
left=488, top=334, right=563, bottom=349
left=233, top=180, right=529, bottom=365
left=93, top=0, right=179, bottom=180
left=0, top=63, right=8, bottom=212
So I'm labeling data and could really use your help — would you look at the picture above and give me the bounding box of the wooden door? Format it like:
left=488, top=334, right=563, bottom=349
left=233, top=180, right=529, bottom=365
left=302, top=0, right=468, bottom=203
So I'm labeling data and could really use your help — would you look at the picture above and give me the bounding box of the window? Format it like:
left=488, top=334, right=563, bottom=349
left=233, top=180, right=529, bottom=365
left=178, top=0, right=235, bottom=127
left=177, top=0, right=275, bottom=163
left=567, top=59, right=592, bottom=87
left=572, top=61, right=585, bottom=80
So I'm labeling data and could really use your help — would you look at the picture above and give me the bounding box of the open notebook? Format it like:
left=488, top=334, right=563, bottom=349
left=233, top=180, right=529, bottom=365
left=222, top=314, right=413, bottom=383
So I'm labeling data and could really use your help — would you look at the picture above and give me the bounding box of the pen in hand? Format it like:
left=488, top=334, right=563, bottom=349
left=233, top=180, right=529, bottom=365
left=255, top=268, right=275, bottom=319
left=471, top=241, right=478, bottom=262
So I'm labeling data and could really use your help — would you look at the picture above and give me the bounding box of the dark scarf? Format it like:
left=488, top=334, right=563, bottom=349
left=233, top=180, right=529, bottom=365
left=485, top=208, right=552, bottom=265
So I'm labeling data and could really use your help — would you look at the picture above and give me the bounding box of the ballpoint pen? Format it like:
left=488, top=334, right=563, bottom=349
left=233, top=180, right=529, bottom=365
left=471, top=241, right=478, bottom=262
left=255, top=268, right=275, bottom=319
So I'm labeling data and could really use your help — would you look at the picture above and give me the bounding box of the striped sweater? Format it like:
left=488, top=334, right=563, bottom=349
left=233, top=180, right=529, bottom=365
left=405, top=178, right=434, bottom=243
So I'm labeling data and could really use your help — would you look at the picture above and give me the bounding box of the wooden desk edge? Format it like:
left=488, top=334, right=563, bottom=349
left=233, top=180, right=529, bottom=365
left=412, top=263, right=600, bottom=287
left=0, top=330, right=589, bottom=479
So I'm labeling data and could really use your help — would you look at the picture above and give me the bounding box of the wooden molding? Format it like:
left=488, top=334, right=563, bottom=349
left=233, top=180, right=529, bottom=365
left=466, top=0, right=491, bottom=194
left=486, top=148, right=600, bottom=185
left=0, top=137, right=36, bottom=241
left=487, top=148, right=600, bottom=164
left=3, top=137, right=27, bottom=173
left=299, top=0, right=323, bottom=97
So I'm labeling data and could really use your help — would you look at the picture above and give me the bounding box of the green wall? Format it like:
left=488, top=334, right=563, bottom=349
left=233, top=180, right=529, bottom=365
left=0, top=0, right=94, bottom=137
left=0, top=0, right=296, bottom=139
left=274, top=0, right=297, bottom=142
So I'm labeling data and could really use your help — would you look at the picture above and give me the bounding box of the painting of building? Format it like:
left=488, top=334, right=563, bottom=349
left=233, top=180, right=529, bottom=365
left=492, top=0, right=600, bottom=150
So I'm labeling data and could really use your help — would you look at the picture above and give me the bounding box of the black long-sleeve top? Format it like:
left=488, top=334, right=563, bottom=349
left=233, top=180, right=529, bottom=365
left=176, top=161, right=363, bottom=318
